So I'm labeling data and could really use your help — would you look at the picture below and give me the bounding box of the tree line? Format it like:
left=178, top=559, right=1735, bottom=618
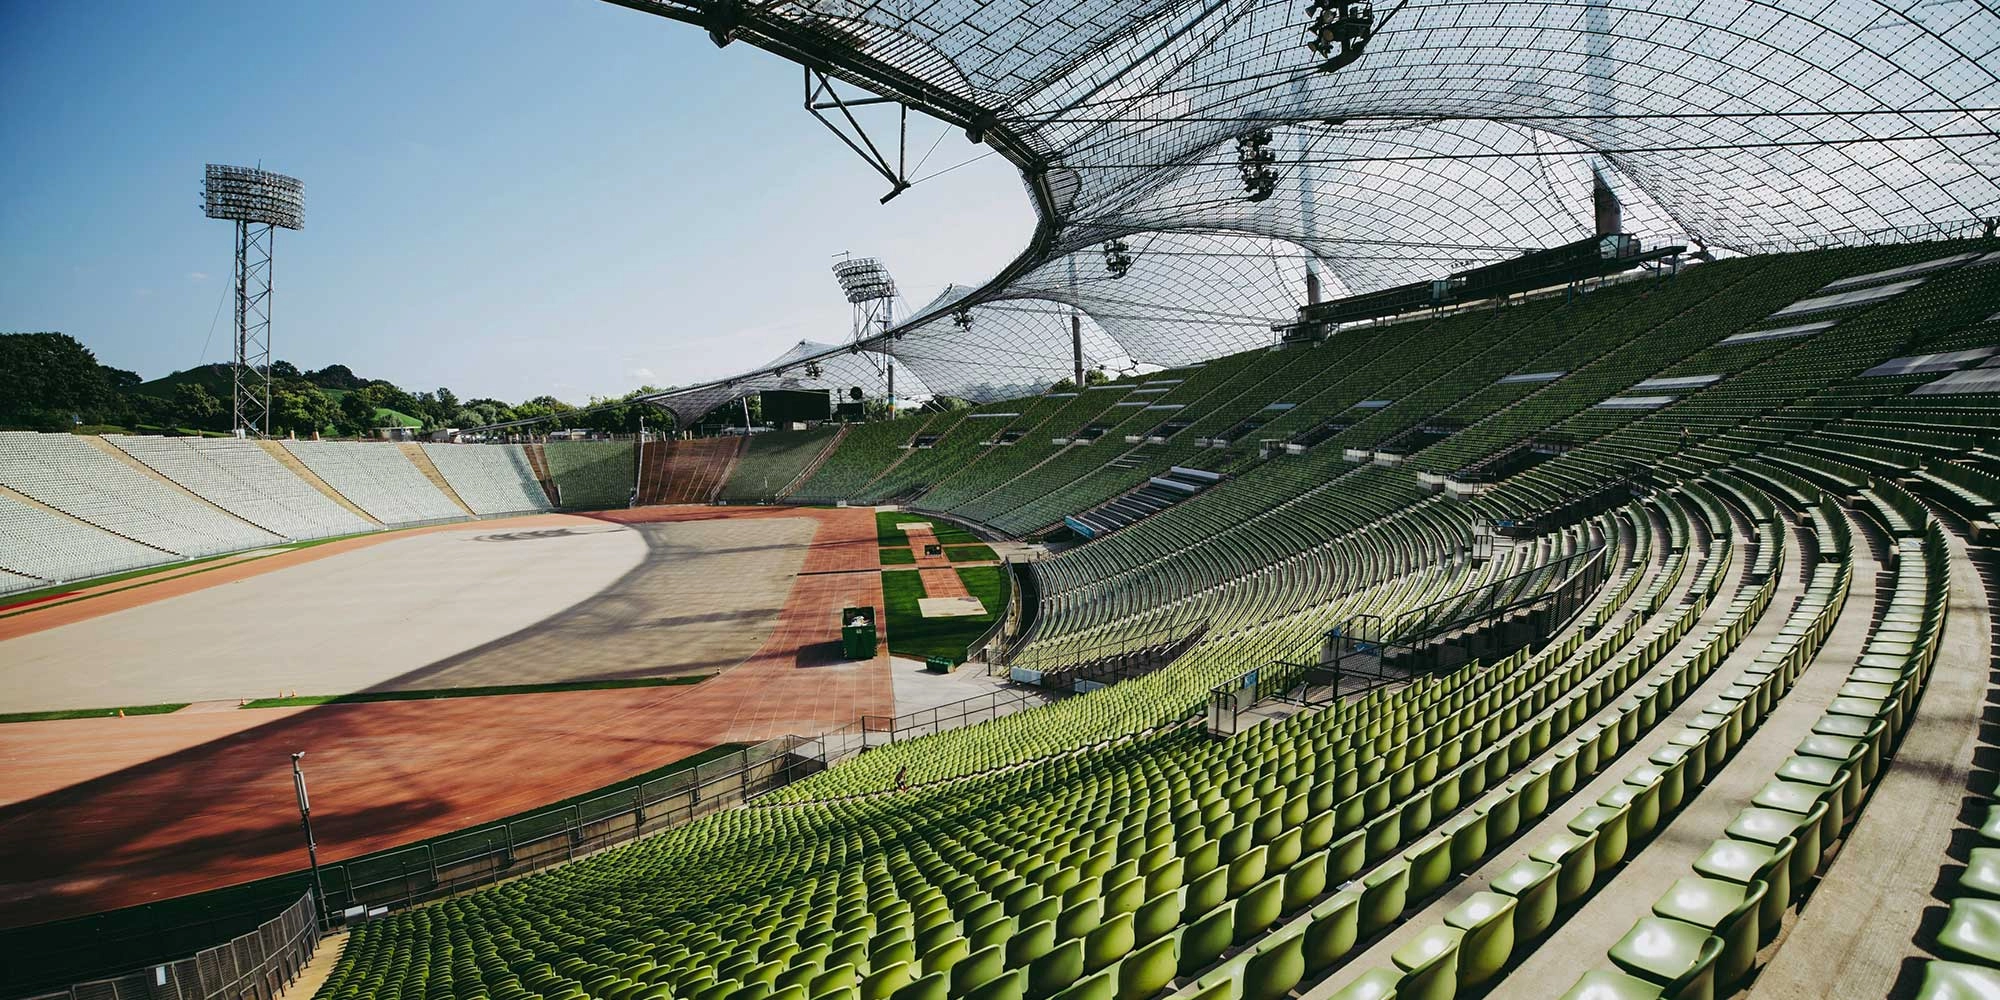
left=0, top=332, right=671, bottom=438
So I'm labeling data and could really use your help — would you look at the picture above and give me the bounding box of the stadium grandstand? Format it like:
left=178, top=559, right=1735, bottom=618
left=4, top=1, right=2000, bottom=1000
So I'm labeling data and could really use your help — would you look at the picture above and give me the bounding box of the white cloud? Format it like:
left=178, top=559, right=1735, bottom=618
left=629, top=367, right=656, bottom=381
left=189, top=271, right=208, bottom=281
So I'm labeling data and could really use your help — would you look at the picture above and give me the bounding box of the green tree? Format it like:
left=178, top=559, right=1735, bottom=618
left=270, top=381, right=339, bottom=437
left=0, top=332, right=117, bottom=429
left=172, top=383, right=223, bottom=431
left=305, top=364, right=366, bottom=391
left=339, top=392, right=378, bottom=436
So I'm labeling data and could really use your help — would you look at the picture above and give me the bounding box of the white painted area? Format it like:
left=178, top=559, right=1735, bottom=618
left=1771, top=277, right=1925, bottom=317
left=0, top=521, right=647, bottom=712
left=919, top=596, right=987, bottom=617
left=1633, top=374, right=1722, bottom=391
left=1719, top=321, right=1833, bottom=345
left=1816, top=252, right=1979, bottom=292
left=1862, top=346, right=1999, bottom=377
left=1594, top=395, right=1676, bottom=409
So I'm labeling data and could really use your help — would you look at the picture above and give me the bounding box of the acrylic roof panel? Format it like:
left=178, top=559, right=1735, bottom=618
left=611, top=0, right=2000, bottom=407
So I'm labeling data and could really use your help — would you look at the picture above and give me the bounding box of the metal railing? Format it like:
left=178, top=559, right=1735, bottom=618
left=21, top=892, right=318, bottom=1000
left=306, top=736, right=812, bottom=917
left=1207, top=544, right=1610, bottom=736
left=766, top=686, right=1050, bottom=779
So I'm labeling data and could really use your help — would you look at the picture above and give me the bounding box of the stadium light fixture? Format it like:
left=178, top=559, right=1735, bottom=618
left=291, top=751, right=329, bottom=930
left=203, top=164, right=304, bottom=439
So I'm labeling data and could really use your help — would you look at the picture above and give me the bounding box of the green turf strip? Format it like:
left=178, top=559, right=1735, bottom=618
left=0, top=703, right=189, bottom=724
left=875, top=510, right=980, bottom=546
left=240, top=675, right=709, bottom=709
left=882, top=564, right=1007, bottom=663
left=944, top=543, right=998, bottom=562
left=878, top=546, right=917, bottom=565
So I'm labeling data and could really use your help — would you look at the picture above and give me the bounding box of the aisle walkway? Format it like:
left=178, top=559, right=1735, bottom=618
left=1750, top=529, right=1993, bottom=998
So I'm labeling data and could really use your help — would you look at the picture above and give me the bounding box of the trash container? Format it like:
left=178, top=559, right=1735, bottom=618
left=925, top=655, right=954, bottom=674
left=841, top=606, right=878, bottom=659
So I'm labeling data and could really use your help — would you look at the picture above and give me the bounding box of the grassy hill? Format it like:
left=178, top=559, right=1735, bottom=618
left=133, top=363, right=233, bottom=399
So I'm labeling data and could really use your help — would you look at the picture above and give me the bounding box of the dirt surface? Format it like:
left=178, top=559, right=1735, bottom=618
left=902, top=522, right=972, bottom=599
left=0, top=505, right=888, bottom=926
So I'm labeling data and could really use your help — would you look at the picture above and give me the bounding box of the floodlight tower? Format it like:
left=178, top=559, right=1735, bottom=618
left=831, top=254, right=899, bottom=411
left=203, top=164, right=304, bottom=437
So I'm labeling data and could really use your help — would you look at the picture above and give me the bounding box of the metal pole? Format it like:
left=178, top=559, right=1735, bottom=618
left=291, top=752, right=328, bottom=930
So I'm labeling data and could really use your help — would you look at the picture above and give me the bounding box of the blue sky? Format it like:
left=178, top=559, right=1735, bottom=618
left=0, top=0, right=1033, bottom=403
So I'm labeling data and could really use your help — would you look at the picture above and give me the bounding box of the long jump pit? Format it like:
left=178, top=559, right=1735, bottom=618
left=0, top=505, right=889, bottom=926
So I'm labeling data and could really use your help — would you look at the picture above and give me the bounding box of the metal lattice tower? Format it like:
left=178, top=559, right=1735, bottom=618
left=203, top=165, right=304, bottom=437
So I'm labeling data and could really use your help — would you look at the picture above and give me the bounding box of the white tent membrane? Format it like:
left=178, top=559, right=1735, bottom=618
left=618, top=0, right=2000, bottom=413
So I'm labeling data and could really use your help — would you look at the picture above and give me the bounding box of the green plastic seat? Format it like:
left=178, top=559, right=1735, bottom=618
left=1007, top=921, right=1056, bottom=967
left=1443, top=891, right=1516, bottom=989
left=1084, top=913, right=1134, bottom=973
left=1557, top=969, right=1665, bottom=1000
left=1234, top=876, right=1284, bottom=942
left=1389, top=925, right=1462, bottom=1000
left=1530, top=830, right=1600, bottom=906
left=1304, top=892, right=1361, bottom=974
left=1651, top=877, right=1764, bottom=986
left=951, top=945, right=1005, bottom=995
left=1692, top=837, right=1792, bottom=940
left=1917, top=960, right=2000, bottom=1000
left=1048, top=970, right=1113, bottom=1000
left=1569, top=804, right=1631, bottom=872
left=1607, top=917, right=1715, bottom=989
left=966, top=970, right=1025, bottom=1000
left=1938, top=899, right=2000, bottom=967
left=1284, top=849, right=1330, bottom=913
left=1403, top=836, right=1453, bottom=899
left=1028, top=939, right=1084, bottom=1000
left=890, top=971, right=948, bottom=1000
left=1178, top=902, right=1235, bottom=976
left=1114, top=935, right=1176, bottom=1000
left=1959, top=848, right=2000, bottom=900
left=1132, top=891, right=1180, bottom=945
left=1492, top=859, right=1560, bottom=943
left=1726, top=803, right=1826, bottom=890
left=1359, top=862, right=1411, bottom=937
left=1329, top=967, right=1400, bottom=1000
left=1243, top=927, right=1307, bottom=1000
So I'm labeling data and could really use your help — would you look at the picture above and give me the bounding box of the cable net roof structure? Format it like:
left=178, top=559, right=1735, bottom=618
left=620, top=0, right=2000, bottom=415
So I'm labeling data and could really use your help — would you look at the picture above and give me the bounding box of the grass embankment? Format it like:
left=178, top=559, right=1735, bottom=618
left=0, top=703, right=189, bottom=724
left=882, top=564, right=1007, bottom=663
left=241, top=675, right=709, bottom=709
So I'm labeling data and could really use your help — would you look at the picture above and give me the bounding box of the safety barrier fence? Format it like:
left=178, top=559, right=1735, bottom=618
left=765, top=686, right=1052, bottom=781
left=1208, top=543, right=1610, bottom=735
left=19, top=892, right=318, bottom=1000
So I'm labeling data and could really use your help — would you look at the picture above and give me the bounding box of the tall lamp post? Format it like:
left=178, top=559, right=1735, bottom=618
left=292, top=751, right=329, bottom=930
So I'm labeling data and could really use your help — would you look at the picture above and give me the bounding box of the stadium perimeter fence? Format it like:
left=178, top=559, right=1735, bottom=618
left=21, top=891, right=318, bottom=1000
left=311, top=735, right=813, bottom=916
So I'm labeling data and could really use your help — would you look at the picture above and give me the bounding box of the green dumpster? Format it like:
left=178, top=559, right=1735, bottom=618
left=925, top=655, right=954, bottom=674
left=841, top=606, right=878, bottom=660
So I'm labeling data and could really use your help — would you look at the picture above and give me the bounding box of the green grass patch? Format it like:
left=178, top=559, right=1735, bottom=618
left=241, top=675, right=708, bottom=709
left=0, top=703, right=188, bottom=724
left=882, top=564, right=1007, bottom=663
left=945, top=543, right=998, bottom=562
left=879, top=546, right=916, bottom=565
left=876, top=510, right=980, bottom=546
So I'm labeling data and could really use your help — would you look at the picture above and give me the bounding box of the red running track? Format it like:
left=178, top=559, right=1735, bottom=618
left=0, top=505, right=889, bottom=927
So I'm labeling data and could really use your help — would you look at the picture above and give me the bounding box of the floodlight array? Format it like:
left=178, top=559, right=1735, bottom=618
left=203, top=164, right=305, bottom=230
